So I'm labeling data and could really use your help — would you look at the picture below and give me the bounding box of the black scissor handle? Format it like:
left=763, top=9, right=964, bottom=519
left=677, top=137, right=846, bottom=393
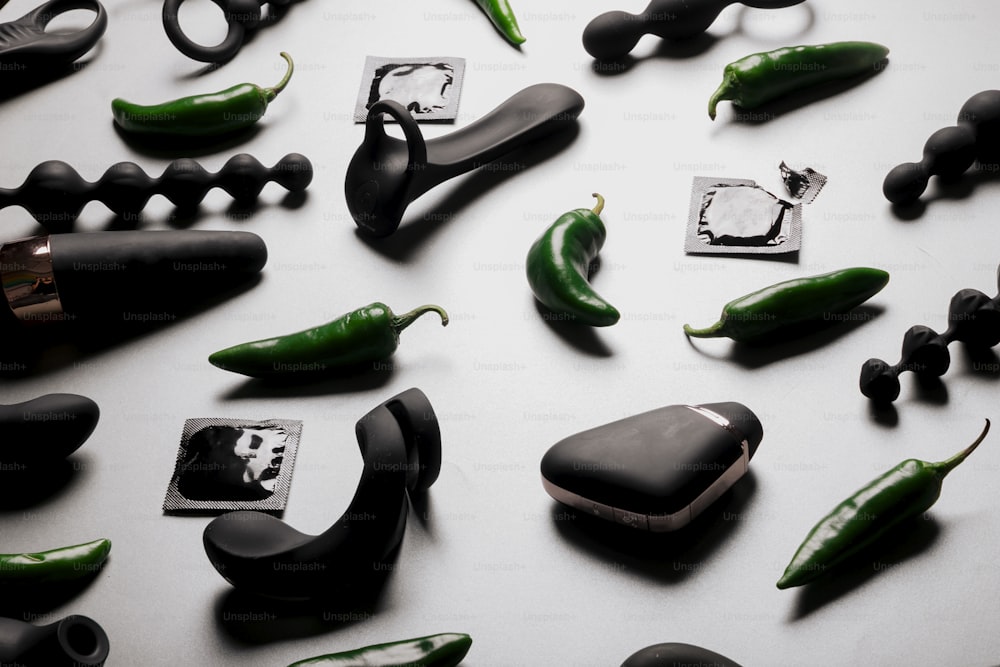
left=0, top=0, right=107, bottom=66
left=162, top=0, right=296, bottom=63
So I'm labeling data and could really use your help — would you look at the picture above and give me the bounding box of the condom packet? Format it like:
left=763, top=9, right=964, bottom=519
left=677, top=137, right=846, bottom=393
left=354, top=56, right=466, bottom=122
left=779, top=161, right=827, bottom=204
left=163, top=418, right=302, bottom=514
left=684, top=176, right=802, bottom=256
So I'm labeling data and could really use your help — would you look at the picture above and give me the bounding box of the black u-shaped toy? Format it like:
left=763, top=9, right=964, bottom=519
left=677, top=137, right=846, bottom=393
left=202, top=388, right=441, bottom=600
left=345, top=82, right=585, bottom=238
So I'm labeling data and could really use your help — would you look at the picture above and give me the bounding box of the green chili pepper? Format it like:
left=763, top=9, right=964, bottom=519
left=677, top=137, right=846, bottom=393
left=111, top=52, right=294, bottom=136
left=287, top=632, right=472, bottom=667
left=474, top=0, right=525, bottom=46
left=777, top=420, right=990, bottom=589
left=708, top=41, right=889, bottom=120
left=526, top=193, right=620, bottom=327
left=208, top=303, right=449, bottom=378
left=683, top=267, right=889, bottom=344
left=0, top=538, right=111, bottom=586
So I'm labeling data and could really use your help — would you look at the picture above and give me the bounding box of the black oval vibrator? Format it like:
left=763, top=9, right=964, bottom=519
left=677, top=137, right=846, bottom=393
left=541, top=402, right=763, bottom=531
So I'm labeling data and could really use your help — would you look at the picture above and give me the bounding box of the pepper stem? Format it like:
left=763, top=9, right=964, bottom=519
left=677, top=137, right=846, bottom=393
left=683, top=320, right=726, bottom=338
left=391, top=305, right=450, bottom=334
left=264, top=52, right=295, bottom=101
left=590, top=192, right=605, bottom=216
left=930, top=419, right=990, bottom=477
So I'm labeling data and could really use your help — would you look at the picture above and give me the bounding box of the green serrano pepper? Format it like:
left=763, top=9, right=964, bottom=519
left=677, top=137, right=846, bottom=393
left=112, top=52, right=294, bottom=136
left=208, top=303, right=448, bottom=378
left=777, top=420, right=990, bottom=589
left=683, top=267, right=889, bottom=344
left=287, top=633, right=472, bottom=667
left=474, top=0, right=525, bottom=46
left=526, top=193, right=620, bottom=327
left=708, top=41, right=890, bottom=120
left=0, top=538, right=111, bottom=586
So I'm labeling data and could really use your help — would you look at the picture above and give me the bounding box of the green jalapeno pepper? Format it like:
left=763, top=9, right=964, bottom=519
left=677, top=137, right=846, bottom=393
left=777, top=420, right=989, bottom=589
left=287, top=632, right=472, bottom=667
left=112, top=52, right=294, bottom=136
left=683, top=267, right=889, bottom=344
left=208, top=303, right=449, bottom=378
left=475, top=0, right=525, bottom=45
left=0, top=538, right=111, bottom=586
left=526, top=193, right=620, bottom=327
left=708, top=41, right=890, bottom=120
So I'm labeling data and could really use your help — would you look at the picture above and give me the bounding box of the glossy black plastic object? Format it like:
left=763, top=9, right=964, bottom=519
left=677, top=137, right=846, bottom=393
left=162, top=0, right=295, bottom=63
left=0, top=0, right=107, bottom=69
left=582, top=0, right=805, bottom=61
left=622, top=642, right=742, bottom=667
left=0, top=394, right=99, bottom=464
left=346, top=83, right=585, bottom=237
left=0, top=614, right=109, bottom=667
left=541, top=403, right=762, bottom=531
left=203, top=388, right=441, bottom=600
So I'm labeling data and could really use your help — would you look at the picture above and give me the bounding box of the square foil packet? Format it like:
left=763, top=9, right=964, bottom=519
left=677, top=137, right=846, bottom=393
left=685, top=176, right=802, bottom=256
left=354, top=56, right=465, bottom=122
left=163, top=418, right=302, bottom=514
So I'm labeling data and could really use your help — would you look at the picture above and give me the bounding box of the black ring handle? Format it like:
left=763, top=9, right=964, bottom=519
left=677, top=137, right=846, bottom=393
left=365, top=100, right=430, bottom=171
left=162, top=0, right=246, bottom=63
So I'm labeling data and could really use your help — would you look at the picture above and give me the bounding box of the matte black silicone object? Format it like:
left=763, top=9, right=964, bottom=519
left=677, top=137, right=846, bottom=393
left=345, top=83, right=585, bottom=238
left=0, top=0, right=107, bottom=68
left=203, top=387, right=442, bottom=600
left=0, top=153, right=312, bottom=232
left=582, top=0, right=806, bottom=60
left=622, top=642, right=743, bottom=667
left=0, top=230, right=267, bottom=328
left=541, top=403, right=762, bottom=531
left=0, top=394, right=99, bottom=464
left=0, top=614, right=109, bottom=667
left=162, top=0, right=295, bottom=63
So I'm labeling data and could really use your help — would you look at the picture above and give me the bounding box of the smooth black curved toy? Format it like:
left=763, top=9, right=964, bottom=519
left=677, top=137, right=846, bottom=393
left=0, top=0, right=107, bottom=70
left=202, top=388, right=441, bottom=600
left=0, top=614, right=109, bottom=667
left=345, top=83, right=584, bottom=238
left=0, top=394, right=99, bottom=465
left=582, top=0, right=805, bottom=61
left=622, top=642, right=743, bottom=667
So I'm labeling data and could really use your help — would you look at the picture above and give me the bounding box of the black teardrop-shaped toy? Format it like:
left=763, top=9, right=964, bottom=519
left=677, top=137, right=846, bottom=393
left=0, top=394, right=99, bottom=465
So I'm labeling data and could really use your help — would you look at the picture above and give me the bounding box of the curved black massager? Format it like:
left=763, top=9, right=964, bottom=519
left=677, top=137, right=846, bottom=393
left=345, top=82, right=585, bottom=238
left=203, top=388, right=441, bottom=600
left=0, top=0, right=107, bottom=69
left=0, top=394, right=99, bottom=465
left=0, top=614, right=109, bottom=667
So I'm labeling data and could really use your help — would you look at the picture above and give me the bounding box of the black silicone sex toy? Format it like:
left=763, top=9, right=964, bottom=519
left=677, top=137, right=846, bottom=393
left=541, top=402, right=762, bottom=531
left=622, top=642, right=743, bottom=667
left=202, top=387, right=441, bottom=600
left=0, top=230, right=267, bottom=329
left=0, top=614, right=109, bottom=667
left=0, top=394, right=99, bottom=465
left=0, top=0, right=107, bottom=69
left=162, top=0, right=296, bottom=63
left=582, top=0, right=805, bottom=61
left=345, top=82, right=585, bottom=238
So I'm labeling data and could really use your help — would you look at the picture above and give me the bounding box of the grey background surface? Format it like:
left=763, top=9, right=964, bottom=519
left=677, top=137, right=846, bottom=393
left=1, top=1, right=999, bottom=665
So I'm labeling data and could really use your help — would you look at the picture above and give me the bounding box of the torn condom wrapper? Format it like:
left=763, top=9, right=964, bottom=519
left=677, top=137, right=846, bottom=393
left=685, top=176, right=802, bottom=256
left=779, top=161, right=827, bottom=204
left=354, top=56, right=466, bottom=122
left=163, top=418, right=302, bottom=514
